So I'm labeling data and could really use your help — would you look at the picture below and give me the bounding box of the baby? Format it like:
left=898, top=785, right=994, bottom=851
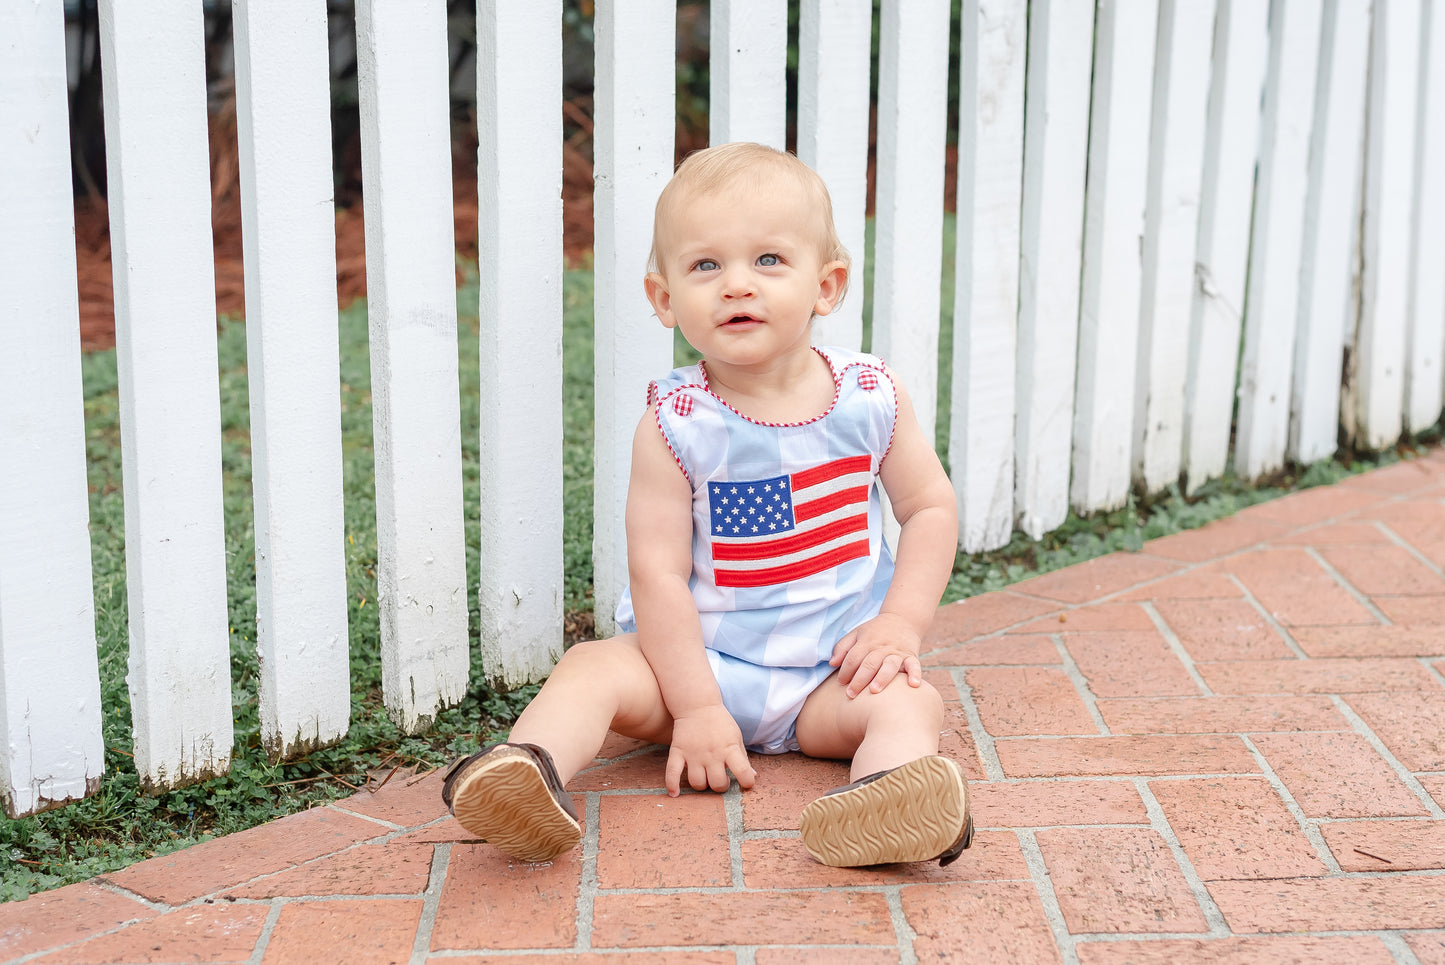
left=442, top=142, right=972, bottom=867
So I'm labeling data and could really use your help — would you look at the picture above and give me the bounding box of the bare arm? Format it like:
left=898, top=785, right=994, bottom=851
left=830, top=374, right=958, bottom=696
left=626, top=408, right=757, bottom=794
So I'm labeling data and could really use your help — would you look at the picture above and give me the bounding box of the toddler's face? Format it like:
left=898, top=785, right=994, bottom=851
left=646, top=183, right=842, bottom=371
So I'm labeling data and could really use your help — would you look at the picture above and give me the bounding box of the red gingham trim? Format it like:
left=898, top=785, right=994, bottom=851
left=874, top=361, right=901, bottom=462
left=651, top=400, right=692, bottom=485
left=696, top=347, right=886, bottom=428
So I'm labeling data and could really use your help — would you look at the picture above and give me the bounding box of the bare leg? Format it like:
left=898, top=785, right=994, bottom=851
left=507, top=633, right=673, bottom=785
left=793, top=671, right=943, bottom=780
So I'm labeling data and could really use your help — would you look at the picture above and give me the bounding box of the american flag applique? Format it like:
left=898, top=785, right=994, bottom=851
left=708, top=454, right=874, bottom=588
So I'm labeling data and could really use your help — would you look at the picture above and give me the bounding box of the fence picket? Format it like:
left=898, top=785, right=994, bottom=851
left=1134, top=0, right=1215, bottom=493
left=1405, top=0, right=1445, bottom=433
left=592, top=0, right=677, bottom=636
left=354, top=0, right=471, bottom=732
left=797, top=0, right=872, bottom=352
left=1235, top=0, right=1322, bottom=481
left=1016, top=0, right=1095, bottom=537
left=950, top=0, right=1027, bottom=553
left=97, top=0, right=233, bottom=790
left=232, top=0, right=351, bottom=759
left=710, top=0, right=788, bottom=149
left=1353, top=0, right=1419, bottom=451
left=1073, top=0, right=1158, bottom=515
left=1290, top=0, right=1370, bottom=464
left=1183, top=0, right=1267, bottom=493
left=0, top=0, right=104, bottom=818
left=476, top=2, right=565, bottom=685
left=871, top=0, right=952, bottom=444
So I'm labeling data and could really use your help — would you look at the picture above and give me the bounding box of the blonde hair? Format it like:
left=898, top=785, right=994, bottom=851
left=648, top=142, right=850, bottom=305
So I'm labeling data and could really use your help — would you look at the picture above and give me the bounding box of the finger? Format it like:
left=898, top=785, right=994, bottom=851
left=688, top=759, right=710, bottom=792
left=727, top=748, right=758, bottom=789
left=847, top=650, right=885, bottom=697
left=707, top=761, right=731, bottom=793
left=904, top=654, right=923, bottom=687
left=869, top=654, right=905, bottom=692
left=829, top=630, right=857, bottom=667
left=665, top=747, right=685, bottom=797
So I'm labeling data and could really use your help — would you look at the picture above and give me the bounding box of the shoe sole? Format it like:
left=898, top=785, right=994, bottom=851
left=448, top=747, right=581, bottom=862
left=799, top=755, right=969, bottom=867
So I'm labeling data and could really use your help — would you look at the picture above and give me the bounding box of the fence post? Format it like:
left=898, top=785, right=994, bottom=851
left=1134, top=0, right=1216, bottom=493
left=592, top=0, right=677, bottom=637
left=355, top=0, right=471, bottom=732
left=950, top=0, right=1027, bottom=553
left=0, top=0, right=105, bottom=818
left=232, top=0, right=351, bottom=758
left=797, top=0, right=872, bottom=353
left=475, top=1, right=565, bottom=685
left=1183, top=0, right=1267, bottom=493
left=1352, top=0, right=1419, bottom=451
left=872, top=0, right=952, bottom=445
left=1405, top=0, right=1445, bottom=434
left=97, top=0, right=234, bottom=791
left=1073, top=0, right=1158, bottom=515
left=710, top=0, right=788, bottom=149
left=1016, top=0, right=1095, bottom=538
left=1289, top=0, right=1370, bottom=465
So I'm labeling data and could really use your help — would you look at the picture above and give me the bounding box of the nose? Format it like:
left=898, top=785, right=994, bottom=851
left=720, top=264, right=755, bottom=299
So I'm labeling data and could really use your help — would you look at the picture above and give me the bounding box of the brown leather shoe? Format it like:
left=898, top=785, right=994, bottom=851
left=799, top=755, right=973, bottom=867
left=441, top=742, right=582, bottom=862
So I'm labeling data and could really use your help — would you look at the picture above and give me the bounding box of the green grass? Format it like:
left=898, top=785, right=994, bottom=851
left=1, top=237, right=1428, bottom=901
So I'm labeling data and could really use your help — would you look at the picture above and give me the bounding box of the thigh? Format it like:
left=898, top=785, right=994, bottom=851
left=792, top=671, right=942, bottom=761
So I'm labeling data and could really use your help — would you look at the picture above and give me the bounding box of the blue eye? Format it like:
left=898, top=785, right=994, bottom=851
left=758, top=253, right=780, bottom=267
left=695, top=259, right=719, bottom=271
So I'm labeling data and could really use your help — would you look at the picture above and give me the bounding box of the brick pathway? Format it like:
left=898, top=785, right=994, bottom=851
left=5, top=454, right=1445, bottom=964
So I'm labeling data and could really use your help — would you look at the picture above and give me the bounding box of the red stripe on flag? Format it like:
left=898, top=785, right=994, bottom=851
left=790, top=454, right=872, bottom=491
left=793, top=485, right=870, bottom=523
left=714, top=540, right=871, bottom=588
left=711, top=513, right=868, bottom=562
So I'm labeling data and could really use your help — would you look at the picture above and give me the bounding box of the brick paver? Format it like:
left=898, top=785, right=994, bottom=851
left=5, top=461, right=1445, bottom=964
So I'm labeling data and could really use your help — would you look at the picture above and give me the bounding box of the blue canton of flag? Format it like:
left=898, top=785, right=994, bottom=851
left=710, top=475, right=794, bottom=537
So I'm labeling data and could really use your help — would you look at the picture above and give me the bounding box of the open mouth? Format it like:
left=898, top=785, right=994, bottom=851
left=723, top=314, right=760, bottom=325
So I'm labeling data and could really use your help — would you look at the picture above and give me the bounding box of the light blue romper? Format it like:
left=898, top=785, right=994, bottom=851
left=615, top=346, right=898, bottom=753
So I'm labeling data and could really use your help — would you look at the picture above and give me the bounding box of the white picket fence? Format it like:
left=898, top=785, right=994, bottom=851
left=1, top=0, right=1442, bottom=819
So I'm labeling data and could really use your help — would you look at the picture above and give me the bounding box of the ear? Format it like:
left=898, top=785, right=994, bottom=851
left=644, top=272, right=677, bottom=329
left=812, top=260, right=849, bottom=317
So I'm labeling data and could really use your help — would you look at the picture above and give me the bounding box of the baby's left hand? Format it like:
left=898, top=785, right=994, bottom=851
left=829, top=613, right=924, bottom=699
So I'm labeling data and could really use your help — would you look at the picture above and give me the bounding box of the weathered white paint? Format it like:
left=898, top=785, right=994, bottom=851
left=355, top=0, right=470, bottom=733
left=476, top=2, right=565, bottom=686
left=1183, top=0, right=1268, bottom=493
left=1016, top=0, right=1095, bottom=537
left=797, top=0, right=872, bottom=351
left=871, top=0, right=952, bottom=445
left=98, top=0, right=233, bottom=791
left=1406, top=0, right=1445, bottom=432
left=1354, top=0, right=1420, bottom=451
left=232, top=0, right=351, bottom=760
left=0, top=0, right=104, bottom=818
left=1234, top=0, right=1322, bottom=481
left=950, top=0, right=1027, bottom=553
left=1073, top=0, right=1158, bottom=514
left=593, top=0, right=677, bottom=636
left=1134, top=0, right=1215, bottom=493
left=709, top=0, right=787, bottom=149
left=1289, top=0, right=1370, bottom=464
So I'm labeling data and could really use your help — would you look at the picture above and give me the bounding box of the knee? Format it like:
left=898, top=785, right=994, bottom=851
left=873, top=677, right=944, bottom=727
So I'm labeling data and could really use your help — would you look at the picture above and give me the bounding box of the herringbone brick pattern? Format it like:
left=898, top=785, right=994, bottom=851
left=4, top=452, right=1445, bottom=964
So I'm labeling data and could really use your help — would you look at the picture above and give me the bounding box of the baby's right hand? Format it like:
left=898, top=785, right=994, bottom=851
left=665, top=704, right=758, bottom=797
